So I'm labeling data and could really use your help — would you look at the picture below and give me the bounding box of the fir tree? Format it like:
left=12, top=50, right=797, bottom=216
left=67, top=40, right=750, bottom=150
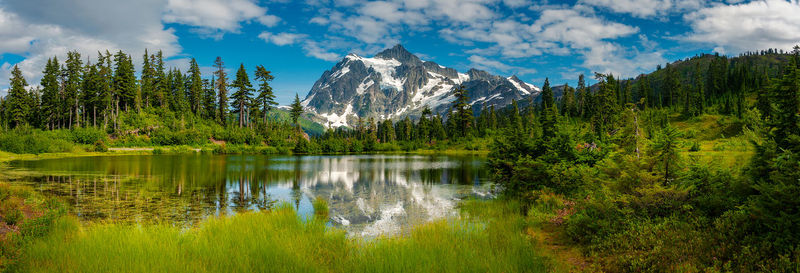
left=254, top=65, right=277, bottom=124
left=64, top=51, right=83, bottom=127
left=188, top=58, right=203, bottom=115
left=214, top=57, right=229, bottom=126
left=5, top=65, right=29, bottom=128
left=40, top=58, right=60, bottom=129
left=290, top=93, right=303, bottom=128
left=450, top=85, right=473, bottom=138
left=113, top=51, right=137, bottom=112
left=540, top=78, right=557, bottom=138
left=231, top=63, right=253, bottom=128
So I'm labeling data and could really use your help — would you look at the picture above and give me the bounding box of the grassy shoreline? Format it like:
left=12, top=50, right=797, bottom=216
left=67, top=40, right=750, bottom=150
left=3, top=195, right=557, bottom=273
left=0, top=147, right=490, bottom=164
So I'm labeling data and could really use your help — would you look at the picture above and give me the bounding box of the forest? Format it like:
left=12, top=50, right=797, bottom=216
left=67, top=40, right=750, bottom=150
left=1, top=45, right=800, bottom=271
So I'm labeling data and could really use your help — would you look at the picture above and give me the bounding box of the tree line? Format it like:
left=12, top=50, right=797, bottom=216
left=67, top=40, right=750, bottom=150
left=0, top=50, right=292, bottom=132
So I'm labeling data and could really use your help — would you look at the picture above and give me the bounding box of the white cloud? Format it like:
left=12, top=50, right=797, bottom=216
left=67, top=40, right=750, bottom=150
left=684, top=0, right=800, bottom=54
left=0, top=0, right=181, bottom=93
left=468, top=55, right=536, bottom=75
left=579, top=0, right=706, bottom=18
left=259, top=32, right=307, bottom=46
left=163, top=0, right=280, bottom=34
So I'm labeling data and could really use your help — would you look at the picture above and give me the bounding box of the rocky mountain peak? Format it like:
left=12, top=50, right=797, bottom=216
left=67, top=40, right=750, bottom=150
left=374, top=44, right=422, bottom=65
left=301, top=45, right=540, bottom=128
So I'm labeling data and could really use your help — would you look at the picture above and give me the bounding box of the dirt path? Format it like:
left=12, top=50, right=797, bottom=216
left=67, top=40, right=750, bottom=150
left=527, top=223, right=596, bottom=272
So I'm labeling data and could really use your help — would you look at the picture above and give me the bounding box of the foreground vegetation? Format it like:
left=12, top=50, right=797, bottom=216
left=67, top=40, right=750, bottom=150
left=7, top=200, right=553, bottom=273
left=486, top=49, right=800, bottom=271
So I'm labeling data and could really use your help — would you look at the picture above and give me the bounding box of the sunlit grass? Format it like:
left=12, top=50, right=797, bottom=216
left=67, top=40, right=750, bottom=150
left=17, top=202, right=554, bottom=273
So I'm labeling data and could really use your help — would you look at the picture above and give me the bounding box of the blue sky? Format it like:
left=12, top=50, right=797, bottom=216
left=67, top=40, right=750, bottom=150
left=1, top=0, right=800, bottom=104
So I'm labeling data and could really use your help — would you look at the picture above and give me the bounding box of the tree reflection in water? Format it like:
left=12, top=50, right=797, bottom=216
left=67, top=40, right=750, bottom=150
left=9, top=154, right=493, bottom=235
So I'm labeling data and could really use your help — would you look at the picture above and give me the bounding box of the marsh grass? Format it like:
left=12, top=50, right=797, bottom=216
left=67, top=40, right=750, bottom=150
left=17, top=202, right=553, bottom=273
left=312, top=197, right=329, bottom=220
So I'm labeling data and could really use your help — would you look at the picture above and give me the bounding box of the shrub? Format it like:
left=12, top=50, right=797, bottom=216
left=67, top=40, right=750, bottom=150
left=0, top=127, right=74, bottom=154
left=93, top=140, right=108, bottom=152
left=70, top=127, right=107, bottom=144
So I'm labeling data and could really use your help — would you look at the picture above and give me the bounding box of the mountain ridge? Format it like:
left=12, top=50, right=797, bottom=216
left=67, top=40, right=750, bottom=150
left=301, top=45, right=541, bottom=128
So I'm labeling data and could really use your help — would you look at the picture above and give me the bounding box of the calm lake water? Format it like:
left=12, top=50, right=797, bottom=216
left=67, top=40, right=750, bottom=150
left=7, top=154, right=492, bottom=236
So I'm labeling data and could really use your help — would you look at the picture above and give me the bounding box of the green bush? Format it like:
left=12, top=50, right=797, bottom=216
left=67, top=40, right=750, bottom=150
left=0, top=127, right=74, bottom=154
left=70, top=127, right=107, bottom=144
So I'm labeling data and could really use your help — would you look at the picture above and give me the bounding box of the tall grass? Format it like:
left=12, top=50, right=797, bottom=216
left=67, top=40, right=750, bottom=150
left=17, top=202, right=554, bottom=273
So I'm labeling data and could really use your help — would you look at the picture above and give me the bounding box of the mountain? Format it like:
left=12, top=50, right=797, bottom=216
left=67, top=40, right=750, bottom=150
left=301, top=45, right=540, bottom=128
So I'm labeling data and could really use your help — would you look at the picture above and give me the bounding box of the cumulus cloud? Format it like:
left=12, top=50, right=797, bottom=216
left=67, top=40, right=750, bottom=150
left=684, top=0, right=800, bottom=54
left=579, top=0, right=706, bottom=18
left=0, top=0, right=181, bottom=94
left=163, top=0, right=280, bottom=38
left=468, top=55, right=536, bottom=75
left=259, top=32, right=307, bottom=46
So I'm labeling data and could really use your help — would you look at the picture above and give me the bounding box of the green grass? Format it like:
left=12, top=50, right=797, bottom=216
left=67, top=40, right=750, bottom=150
left=16, top=202, right=554, bottom=273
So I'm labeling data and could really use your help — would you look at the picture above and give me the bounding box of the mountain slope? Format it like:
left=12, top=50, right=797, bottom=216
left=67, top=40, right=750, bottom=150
left=301, top=45, right=540, bottom=128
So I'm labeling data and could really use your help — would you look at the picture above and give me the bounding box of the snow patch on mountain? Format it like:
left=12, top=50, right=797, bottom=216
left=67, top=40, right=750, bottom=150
left=319, top=104, right=354, bottom=127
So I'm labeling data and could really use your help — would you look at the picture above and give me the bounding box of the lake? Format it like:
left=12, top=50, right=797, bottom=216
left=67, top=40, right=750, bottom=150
left=6, top=154, right=492, bottom=236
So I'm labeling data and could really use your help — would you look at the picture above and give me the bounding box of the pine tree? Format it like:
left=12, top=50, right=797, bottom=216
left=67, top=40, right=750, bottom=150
left=540, top=78, right=557, bottom=138
left=188, top=58, right=203, bottom=115
left=417, top=106, right=432, bottom=143
left=82, top=62, right=101, bottom=127
left=592, top=73, right=619, bottom=137
left=231, top=63, right=253, bottom=128
left=140, top=49, right=155, bottom=108
left=214, top=57, right=229, bottom=126
left=290, top=93, right=303, bottom=128
left=40, top=58, right=60, bottom=129
left=5, top=65, right=29, bottom=128
left=650, top=125, right=682, bottom=185
left=113, top=51, right=137, bottom=112
left=64, top=51, right=83, bottom=127
left=203, top=76, right=216, bottom=120
left=450, top=85, right=473, bottom=138
left=561, top=83, right=575, bottom=117
left=153, top=51, right=168, bottom=108
left=254, top=65, right=277, bottom=125
left=576, top=74, right=587, bottom=118
left=685, top=63, right=704, bottom=117
left=772, top=54, right=800, bottom=147
left=97, top=51, right=114, bottom=128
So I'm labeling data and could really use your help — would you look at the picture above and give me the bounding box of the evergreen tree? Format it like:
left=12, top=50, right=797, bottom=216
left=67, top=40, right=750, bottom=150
left=97, top=51, right=114, bottom=128
left=153, top=51, right=168, bottom=108
left=214, top=57, right=229, bottom=126
left=5, top=65, right=29, bottom=128
left=140, top=49, right=155, bottom=108
left=771, top=54, right=800, bottom=147
left=450, top=85, right=473, bottom=138
left=561, top=83, right=575, bottom=116
left=203, top=76, right=217, bottom=120
left=290, top=93, right=303, bottom=128
left=231, top=63, right=253, bottom=128
left=113, top=51, right=137, bottom=112
left=40, top=58, right=60, bottom=129
left=64, top=51, right=83, bottom=127
left=254, top=65, right=277, bottom=124
left=417, top=106, right=432, bottom=143
left=592, top=73, right=619, bottom=137
left=540, top=78, right=557, bottom=138
left=188, top=58, right=203, bottom=115
left=650, top=125, right=682, bottom=185
left=685, top=63, right=704, bottom=116
left=576, top=74, right=587, bottom=118
left=82, top=62, right=101, bottom=126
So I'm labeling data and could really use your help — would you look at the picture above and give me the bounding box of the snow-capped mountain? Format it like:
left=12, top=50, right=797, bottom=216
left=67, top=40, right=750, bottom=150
left=302, top=45, right=540, bottom=128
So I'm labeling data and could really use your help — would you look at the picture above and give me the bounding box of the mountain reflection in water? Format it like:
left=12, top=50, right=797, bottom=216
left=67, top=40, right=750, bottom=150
left=9, top=154, right=492, bottom=236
